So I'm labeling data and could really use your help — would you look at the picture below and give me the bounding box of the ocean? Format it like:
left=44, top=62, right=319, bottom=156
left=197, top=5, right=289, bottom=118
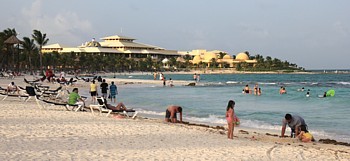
left=92, top=73, right=350, bottom=142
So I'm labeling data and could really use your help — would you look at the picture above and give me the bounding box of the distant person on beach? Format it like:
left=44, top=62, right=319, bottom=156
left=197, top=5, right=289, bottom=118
left=7, top=82, right=19, bottom=94
left=163, top=77, right=166, bottom=86
left=193, top=73, right=197, bottom=81
left=109, top=81, right=118, bottom=103
left=196, top=74, right=200, bottom=82
left=258, top=88, right=262, bottom=96
left=68, top=88, right=85, bottom=111
left=243, top=84, right=251, bottom=94
left=97, top=76, right=103, bottom=82
left=100, top=79, right=108, bottom=99
left=169, top=78, right=174, bottom=87
left=298, top=87, right=305, bottom=92
left=160, top=73, right=164, bottom=80
left=297, top=125, right=314, bottom=143
left=90, top=80, right=98, bottom=104
left=226, top=100, right=235, bottom=139
left=281, top=113, right=307, bottom=138
left=323, top=92, right=327, bottom=97
left=165, top=105, right=182, bottom=123
left=153, top=72, right=157, bottom=80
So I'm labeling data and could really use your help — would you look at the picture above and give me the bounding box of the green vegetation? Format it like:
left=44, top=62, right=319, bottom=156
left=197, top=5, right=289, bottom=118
left=240, top=54, right=305, bottom=72
left=0, top=27, right=304, bottom=73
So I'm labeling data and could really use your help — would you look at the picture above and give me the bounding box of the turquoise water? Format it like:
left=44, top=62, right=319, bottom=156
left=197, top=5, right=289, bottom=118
left=103, top=73, right=350, bottom=142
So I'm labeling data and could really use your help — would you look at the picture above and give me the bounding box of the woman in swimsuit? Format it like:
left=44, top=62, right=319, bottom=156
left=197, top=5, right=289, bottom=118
left=244, top=84, right=250, bottom=94
left=226, top=100, right=235, bottom=139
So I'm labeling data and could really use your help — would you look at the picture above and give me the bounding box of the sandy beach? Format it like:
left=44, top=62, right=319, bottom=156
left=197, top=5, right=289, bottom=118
left=1, top=76, right=350, bottom=160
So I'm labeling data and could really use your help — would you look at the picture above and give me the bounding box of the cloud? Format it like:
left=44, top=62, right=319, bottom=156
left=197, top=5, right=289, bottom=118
left=20, top=0, right=93, bottom=45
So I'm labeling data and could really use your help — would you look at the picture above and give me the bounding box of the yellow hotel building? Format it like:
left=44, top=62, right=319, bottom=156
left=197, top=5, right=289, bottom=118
left=42, top=34, right=256, bottom=68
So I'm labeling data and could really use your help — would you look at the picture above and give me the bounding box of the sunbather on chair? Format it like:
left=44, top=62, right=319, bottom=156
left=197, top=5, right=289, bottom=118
left=68, top=88, right=86, bottom=111
left=7, top=82, right=19, bottom=94
left=102, top=97, right=129, bottom=111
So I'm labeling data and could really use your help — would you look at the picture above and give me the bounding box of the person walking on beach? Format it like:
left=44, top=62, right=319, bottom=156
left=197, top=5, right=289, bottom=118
left=281, top=113, right=307, bottom=138
left=109, top=81, right=118, bottom=103
left=165, top=105, right=182, bottom=123
left=68, top=88, right=85, bottom=111
left=90, top=80, right=98, bottom=104
left=100, top=79, right=108, bottom=99
left=226, top=100, right=235, bottom=139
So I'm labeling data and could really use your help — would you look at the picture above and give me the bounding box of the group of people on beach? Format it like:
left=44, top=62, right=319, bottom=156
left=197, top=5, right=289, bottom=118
left=67, top=77, right=132, bottom=112
left=153, top=72, right=174, bottom=87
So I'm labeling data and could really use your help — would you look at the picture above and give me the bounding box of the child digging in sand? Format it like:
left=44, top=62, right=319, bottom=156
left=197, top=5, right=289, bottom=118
left=297, top=125, right=314, bottom=143
left=226, top=100, right=235, bottom=139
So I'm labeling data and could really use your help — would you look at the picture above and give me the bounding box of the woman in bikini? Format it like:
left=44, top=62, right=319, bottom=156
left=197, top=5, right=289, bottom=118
left=226, top=100, right=235, bottom=139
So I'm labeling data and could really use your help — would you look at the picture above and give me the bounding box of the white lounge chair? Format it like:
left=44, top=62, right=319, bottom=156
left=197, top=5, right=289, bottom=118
left=96, top=97, right=138, bottom=118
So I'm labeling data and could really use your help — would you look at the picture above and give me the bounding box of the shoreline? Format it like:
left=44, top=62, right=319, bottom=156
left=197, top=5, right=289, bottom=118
left=0, top=76, right=350, bottom=160
left=2, top=75, right=350, bottom=143
left=0, top=98, right=349, bottom=160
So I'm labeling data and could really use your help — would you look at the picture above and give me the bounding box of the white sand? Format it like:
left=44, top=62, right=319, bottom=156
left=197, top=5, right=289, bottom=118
left=0, top=76, right=350, bottom=160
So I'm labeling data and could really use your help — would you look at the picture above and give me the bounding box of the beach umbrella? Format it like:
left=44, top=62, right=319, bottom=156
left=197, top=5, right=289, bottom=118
left=4, top=35, right=22, bottom=71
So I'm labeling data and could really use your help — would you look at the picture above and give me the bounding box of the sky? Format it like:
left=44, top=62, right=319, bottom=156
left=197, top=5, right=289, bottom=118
left=1, top=0, right=349, bottom=69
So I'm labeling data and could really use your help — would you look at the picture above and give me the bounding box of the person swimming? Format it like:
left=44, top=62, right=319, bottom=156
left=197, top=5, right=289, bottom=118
left=306, top=89, right=310, bottom=97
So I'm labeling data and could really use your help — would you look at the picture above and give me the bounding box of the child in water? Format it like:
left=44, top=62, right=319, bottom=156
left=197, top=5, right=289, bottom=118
left=297, top=125, right=314, bottom=143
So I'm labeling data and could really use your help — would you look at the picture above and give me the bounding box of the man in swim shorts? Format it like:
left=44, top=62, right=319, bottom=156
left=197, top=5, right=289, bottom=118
left=281, top=113, right=307, bottom=138
left=165, top=105, right=182, bottom=123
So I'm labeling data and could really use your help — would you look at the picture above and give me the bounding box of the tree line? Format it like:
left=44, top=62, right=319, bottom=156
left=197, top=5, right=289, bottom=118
left=0, top=28, right=303, bottom=74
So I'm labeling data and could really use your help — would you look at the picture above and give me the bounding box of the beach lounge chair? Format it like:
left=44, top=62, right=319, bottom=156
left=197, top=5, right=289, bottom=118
left=96, top=97, right=138, bottom=118
left=0, top=86, right=29, bottom=101
left=90, top=104, right=112, bottom=117
left=24, top=78, right=42, bottom=86
left=38, top=98, right=71, bottom=111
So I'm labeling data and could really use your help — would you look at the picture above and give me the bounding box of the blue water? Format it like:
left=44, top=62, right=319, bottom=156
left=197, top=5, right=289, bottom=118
left=104, top=73, right=350, bottom=142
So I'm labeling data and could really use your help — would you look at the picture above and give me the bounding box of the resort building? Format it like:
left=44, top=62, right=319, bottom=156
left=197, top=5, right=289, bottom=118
left=179, top=49, right=257, bottom=68
left=42, top=34, right=257, bottom=68
left=42, top=35, right=180, bottom=59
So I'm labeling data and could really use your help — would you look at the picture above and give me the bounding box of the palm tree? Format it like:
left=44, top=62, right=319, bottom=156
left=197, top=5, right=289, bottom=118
left=21, top=37, right=37, bottom=71
left=32, top=30, right=49, bottom=69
